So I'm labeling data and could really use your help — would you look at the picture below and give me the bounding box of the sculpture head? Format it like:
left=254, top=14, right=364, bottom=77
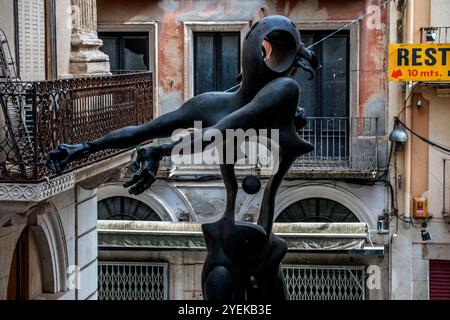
left=241, top=15, right=321, bottom=88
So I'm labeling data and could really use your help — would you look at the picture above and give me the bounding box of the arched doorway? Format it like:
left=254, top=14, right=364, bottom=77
left=7, top=227, right=44, bottom=300
left=98, top=197, right=162, bottom=221
left=276, top=198, right=360, bottom=223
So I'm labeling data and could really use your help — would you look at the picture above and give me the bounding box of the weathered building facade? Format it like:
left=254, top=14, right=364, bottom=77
left=4, top=0, right=447, bottom=301
left=95, top=0, right=391, bottom=300
left=388, top=0, right=450, bottom=300
left=0, top=0, right=151, bottom=300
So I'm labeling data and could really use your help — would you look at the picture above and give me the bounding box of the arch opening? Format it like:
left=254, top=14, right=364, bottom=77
left=276, top=198, right=360, bottom=223
left=98, top=196, right=162, bottom=221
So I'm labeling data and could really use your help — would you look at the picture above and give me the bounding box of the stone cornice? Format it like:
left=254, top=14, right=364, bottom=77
left=0, top=146, right=141, bottom=202
left=0, top=174, right=75, bottom=202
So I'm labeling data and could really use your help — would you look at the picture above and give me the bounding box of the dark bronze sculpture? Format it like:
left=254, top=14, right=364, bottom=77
left=46, top=15, right=320, bottom=301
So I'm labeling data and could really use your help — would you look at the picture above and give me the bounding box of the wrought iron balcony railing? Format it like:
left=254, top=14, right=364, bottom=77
left=0, top=72, right=153, bottom=183
left=420, top=27, right=450, bottom=43
left=292, top=117, right=379, bottom=174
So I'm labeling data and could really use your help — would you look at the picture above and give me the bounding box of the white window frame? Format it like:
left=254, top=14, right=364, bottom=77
left=183, top=21, right=250, bottom=101
left=97, top=22, right=160, bottom=118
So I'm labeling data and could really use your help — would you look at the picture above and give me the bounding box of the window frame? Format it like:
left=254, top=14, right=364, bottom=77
left=296, top=30, right=351, bottom=118
left=98, top=22, right=159, bottom=118
left=98, top=31, right=150, bottom=71
left=293, top=21, right=359, bottom=118
left=97, top=196, right=162, bottom=221
left=183, top=21, right=250, bottom=101
left=193, top=31, right=241, bottom=95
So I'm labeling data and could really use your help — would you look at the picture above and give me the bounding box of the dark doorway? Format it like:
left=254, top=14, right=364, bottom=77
left=99, top=32, right=150, bottom=71
left=98, top=197, right=161, bottom=221
left=294, top=30, right=350, bottom=161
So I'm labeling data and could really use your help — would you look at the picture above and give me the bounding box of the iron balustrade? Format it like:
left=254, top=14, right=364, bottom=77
left=0, top=72, right=153, bottom=182
left=420, top=27, right=450, bottom=43
left=293, top=117, right=379, bottom=172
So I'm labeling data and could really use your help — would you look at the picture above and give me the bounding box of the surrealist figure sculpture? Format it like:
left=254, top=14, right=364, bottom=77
left=46, top=15, right=320, bottom=301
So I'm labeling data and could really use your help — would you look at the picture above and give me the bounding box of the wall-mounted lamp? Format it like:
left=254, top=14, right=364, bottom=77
left=417, top=99, right=423, bottom=108
left=426, top=28, right=437, bottom=42
left=389, top=118, right=409, bottom=151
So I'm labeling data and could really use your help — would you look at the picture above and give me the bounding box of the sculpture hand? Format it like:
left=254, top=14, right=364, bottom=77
left=46, top=143, right=89, bottom=174
left=124, top=147, right=161, bottom=195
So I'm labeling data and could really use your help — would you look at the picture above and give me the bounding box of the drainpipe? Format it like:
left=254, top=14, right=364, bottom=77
left=403, top=0, right=415, bottom=222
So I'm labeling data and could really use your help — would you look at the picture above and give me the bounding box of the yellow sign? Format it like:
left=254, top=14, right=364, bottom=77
left=388, top=43, right=450, bottom=81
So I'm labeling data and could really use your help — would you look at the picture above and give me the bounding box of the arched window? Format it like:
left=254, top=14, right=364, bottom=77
left=276, top=198, right=359, bottom=223
left=98, top=197, right=161, bottom=221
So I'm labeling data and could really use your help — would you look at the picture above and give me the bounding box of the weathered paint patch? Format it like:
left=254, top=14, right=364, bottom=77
left=277, top=0, right=329, bottom=21
left=159, top=90, right=184, bottom=115
left=98, top=0, right=387, bottom=119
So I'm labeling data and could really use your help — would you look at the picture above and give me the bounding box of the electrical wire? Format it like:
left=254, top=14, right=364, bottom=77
left=396, top=82, right=421, bottom=119
left=395, top=117, right=450, bottom=155
left=409, top=142, right=450, bottom=192
left=225, top=0, right=394, bottom=93
left=305, top=0, right=394, bottom=50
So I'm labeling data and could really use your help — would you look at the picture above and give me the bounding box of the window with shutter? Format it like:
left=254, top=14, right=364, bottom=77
left=17, top=0, right=46, bottom=81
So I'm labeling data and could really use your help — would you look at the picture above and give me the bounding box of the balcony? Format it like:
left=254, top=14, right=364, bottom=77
left=0, top=72, right=153, bottom=186
left=420, top=27, right=450, bottom=44
left=291, top=117, right=380, bottom=179
left=145, top=116, right=381, bottom=180
left=419, top=27, right=450, bottom=91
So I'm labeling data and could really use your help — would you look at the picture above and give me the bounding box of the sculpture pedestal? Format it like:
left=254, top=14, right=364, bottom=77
left=201, top=219, right=288, bottom=301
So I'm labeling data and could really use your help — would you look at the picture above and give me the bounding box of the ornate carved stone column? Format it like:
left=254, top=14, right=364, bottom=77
left=70, top=0, right=110, bottom=75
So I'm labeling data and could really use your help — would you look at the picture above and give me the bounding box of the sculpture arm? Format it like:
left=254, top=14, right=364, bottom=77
left=46, top=94, right=209, bottom=174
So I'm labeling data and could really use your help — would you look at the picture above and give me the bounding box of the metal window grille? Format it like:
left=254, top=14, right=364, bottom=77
left=98, top=262, right=168, bottom=300
left=282, top=265, right=366, bottom=300
left=420, top=27, right=450, bottom=44
left=293, top=117, right=379, bottom=172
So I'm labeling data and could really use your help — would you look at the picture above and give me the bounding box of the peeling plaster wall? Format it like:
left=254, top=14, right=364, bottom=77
left=98, top=0, right=388, bottom=124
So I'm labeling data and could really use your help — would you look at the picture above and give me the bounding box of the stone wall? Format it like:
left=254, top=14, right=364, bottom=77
left=0, top=185, right=99, bottom=300
left=98, top=249, right=389, bottom=300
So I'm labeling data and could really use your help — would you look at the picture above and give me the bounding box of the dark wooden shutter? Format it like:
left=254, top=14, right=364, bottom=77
left=17, top=0, right=46, bottom=80
left=193, top=32, right=240, bottom=95
left=429, top=260, right=450, bottom=300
